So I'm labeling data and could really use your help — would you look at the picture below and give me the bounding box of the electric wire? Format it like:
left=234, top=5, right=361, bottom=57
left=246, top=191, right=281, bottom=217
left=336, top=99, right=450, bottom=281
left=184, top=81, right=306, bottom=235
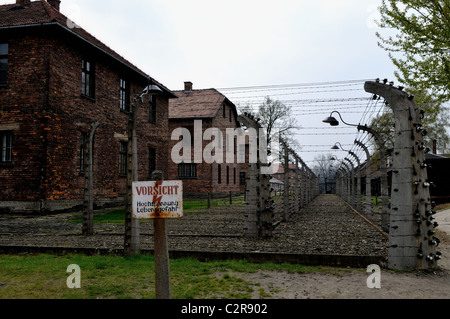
left=204, top=78, right=395, bottom=172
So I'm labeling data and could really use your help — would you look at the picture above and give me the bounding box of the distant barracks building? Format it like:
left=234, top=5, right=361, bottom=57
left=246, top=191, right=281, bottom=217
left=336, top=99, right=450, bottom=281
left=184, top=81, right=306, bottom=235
left=168, top=82, right=248, bottom=197
left=0, top=0, right=177, bottom=213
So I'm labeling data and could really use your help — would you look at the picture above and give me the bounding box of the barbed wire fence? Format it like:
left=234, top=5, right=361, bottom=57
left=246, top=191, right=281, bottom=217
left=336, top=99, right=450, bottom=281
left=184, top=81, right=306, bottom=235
left=237, top=113, right=319, bottom=238
left=232, top=78, right=442, bottom=270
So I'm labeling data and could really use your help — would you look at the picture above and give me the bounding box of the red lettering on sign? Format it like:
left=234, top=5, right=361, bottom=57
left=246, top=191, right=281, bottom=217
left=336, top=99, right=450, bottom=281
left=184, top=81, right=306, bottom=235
left=135, top=184, right=179, bottom=198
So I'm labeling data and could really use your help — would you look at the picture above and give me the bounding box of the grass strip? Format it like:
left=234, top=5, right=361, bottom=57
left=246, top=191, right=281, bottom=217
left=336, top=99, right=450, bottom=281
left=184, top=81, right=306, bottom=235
left=0, top=254, right=348, bottom=299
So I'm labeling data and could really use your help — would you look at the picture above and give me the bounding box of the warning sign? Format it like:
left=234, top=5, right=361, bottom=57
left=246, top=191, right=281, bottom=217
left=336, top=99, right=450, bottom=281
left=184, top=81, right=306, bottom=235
left=132, top=181, right=183, bottom=219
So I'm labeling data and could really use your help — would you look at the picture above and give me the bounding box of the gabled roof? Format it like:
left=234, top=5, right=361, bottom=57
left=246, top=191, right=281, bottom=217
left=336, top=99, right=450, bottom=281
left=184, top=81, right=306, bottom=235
left=0, top=1, right=59, bottom=27
left=169, top=88, right=238, bottom=120
left=0, top=0, right=176, bottom=98
left=271, top=163, right=298, bottom=174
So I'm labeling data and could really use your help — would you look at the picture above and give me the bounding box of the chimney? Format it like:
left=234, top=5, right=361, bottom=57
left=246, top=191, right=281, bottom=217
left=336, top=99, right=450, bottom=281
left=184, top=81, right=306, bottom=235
left=47, top=0, right=61, bottom=11
left=433, top=139, right=437, bottom=154
left=16, top=0, right=31, bottom=5
left=184, top=81, right=193, bottom=93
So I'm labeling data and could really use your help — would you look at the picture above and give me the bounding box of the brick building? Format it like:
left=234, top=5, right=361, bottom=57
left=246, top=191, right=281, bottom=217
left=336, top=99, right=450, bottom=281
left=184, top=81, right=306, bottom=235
left=0, top=0, right=176, bottom=213
left=168, top=82, right=247, bottom=197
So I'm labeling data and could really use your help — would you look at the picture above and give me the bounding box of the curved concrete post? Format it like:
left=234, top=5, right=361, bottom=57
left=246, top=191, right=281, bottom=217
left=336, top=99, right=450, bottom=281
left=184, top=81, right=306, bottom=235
left=344, top=158, right=357, bottom=209
left=340, top=168, right=347, bottom=198
left=300, top=160, right=307, bottom=208
left=348, top=151, right=362, bottom=213
left=341, top=162, right=352, bottom=204
left=355, top=140, right=373, bottom=217
left=337, top=167, right=345, bottom=200
left=337, top=168, right=345, bottom=198
left=357, top=124, right=390, bottom=233
left=365, top=80, right=437, bottom=270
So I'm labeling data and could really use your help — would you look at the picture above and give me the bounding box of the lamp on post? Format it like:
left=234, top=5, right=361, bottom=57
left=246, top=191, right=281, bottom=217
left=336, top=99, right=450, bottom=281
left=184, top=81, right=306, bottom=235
left=124, top=78, right=162, bottom=257
left=331, top=142, right=346, bottom=151
left=323, top=111, right=360, bottom=127
left=323, top=110, right=390, bottom=232
left=331, top=142, right=362, bottom=211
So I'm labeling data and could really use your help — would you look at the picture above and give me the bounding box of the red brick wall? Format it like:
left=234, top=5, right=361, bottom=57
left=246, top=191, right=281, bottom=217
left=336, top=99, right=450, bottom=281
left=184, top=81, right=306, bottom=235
left=167, top=102, right=245, bottom=196
left=0, top=29, right=170, bottom=212
left=0, top=35, right=50, bottom=204
left=211, top=103, right=243, bottom=195
left=168, top=118, right=213, bottom=194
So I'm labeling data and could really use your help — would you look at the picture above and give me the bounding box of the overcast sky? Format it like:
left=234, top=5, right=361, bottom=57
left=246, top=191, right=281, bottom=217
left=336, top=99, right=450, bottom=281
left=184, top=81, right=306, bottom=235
left=2, top=0, right=400, bottom=167
left=54, top=0, right=396, bottom=90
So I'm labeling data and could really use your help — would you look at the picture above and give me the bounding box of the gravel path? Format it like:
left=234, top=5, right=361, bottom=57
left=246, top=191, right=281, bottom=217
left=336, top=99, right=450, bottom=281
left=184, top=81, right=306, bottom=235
left=0, top=194, right=388, bottom=260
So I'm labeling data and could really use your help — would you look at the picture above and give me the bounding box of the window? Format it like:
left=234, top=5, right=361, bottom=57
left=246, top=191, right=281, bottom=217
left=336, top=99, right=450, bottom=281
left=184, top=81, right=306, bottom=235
left=240, top=172, right=246, bottom=186
left=148, top=147, right=156, bottom=176
left=229, top=108, right=232, bottom=123
left=149, top=95, right=157, bottom=124
left=223, top=105, right=226, bottom=118
left=234, top=167, right=236, bottom=185
left=120, top=78, right=130, bottom=112
left=119, top=141, right=128, bottom=176
left=1, top=131, right=12, bottom=163
left=0, top=43, right=8, bottom=85
left=178, top=163, right=197, bottom=178
left=81, top=59, right=95, bottom=98
left=218, top=164, right=222, bottom=184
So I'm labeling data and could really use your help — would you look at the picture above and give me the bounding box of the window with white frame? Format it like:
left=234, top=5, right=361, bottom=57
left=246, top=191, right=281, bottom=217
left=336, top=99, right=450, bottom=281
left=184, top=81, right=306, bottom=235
left=120, top=78, right=130, bottom=112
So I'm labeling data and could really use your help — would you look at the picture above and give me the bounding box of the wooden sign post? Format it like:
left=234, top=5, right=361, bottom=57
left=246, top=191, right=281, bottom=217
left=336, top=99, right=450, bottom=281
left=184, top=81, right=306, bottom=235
left=132, top=171, right=183, bottom=299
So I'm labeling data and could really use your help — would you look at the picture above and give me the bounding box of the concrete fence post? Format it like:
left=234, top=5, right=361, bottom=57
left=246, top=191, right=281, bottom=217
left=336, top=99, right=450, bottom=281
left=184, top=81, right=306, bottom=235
left=300, top=162, right=306, bottom=208
left=294, top=157, right=300, bottom=215
left=344, top=158, right=356, bottom=209
left=124, top=94, right=143, bottom=257
left=283, top=141, right=290, bottom=222
left=355, top=140, right=373, bottom=217
left=82, top=121, right=100, bottom=236
left=348, top=151, right=362, bottom=213
left=341, top=162, right=351, bottom=204
left=365, top=80, right=439, bottom=270
left=238, top=114, right=274, bottom=238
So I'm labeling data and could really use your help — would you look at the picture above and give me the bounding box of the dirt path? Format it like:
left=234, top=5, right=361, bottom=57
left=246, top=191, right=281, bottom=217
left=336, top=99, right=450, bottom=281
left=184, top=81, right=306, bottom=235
left=244, top=266, right=449, bottom=299
left=244, top=211, right=450, bottom=299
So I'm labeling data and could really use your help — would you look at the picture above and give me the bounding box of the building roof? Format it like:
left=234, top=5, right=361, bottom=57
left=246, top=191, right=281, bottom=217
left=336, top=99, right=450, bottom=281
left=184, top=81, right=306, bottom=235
left=270, top=163, right=299, bottom=175
left=270, top=178, right=284, bottom=185
left=169, top=88, right=238, bottom=120
left=0, top=0, right=176, bottom=98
